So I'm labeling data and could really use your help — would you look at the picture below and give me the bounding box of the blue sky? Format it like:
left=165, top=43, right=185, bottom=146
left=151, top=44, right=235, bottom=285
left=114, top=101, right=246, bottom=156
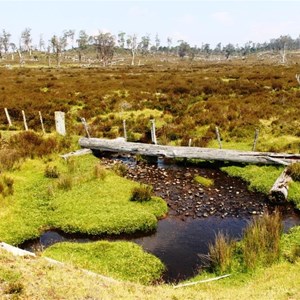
left=1, top=0, right=300, bottom=48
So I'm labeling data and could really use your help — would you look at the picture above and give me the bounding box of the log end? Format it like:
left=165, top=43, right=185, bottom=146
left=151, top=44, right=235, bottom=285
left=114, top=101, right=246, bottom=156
left=268, top=189, right=288, bottom=204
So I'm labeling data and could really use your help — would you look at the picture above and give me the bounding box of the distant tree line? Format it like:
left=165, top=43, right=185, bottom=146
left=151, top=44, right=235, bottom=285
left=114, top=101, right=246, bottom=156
left=0, top=27, right=300, bottom=66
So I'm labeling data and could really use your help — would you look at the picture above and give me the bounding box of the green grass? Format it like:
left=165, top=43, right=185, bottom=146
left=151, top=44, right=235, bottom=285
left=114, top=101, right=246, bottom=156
left=194, top=175, right=214, bottom=187
left=43, top=241, right=165, bottom=284
left=221, top=164, right=300, bottom=209
left=0, top=154, right=167, bottom=244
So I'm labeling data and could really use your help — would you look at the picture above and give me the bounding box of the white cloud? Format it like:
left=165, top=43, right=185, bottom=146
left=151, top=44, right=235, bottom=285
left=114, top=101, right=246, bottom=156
left=179, top=14, right=197, bottom=26
left=171, top=31, right=189, bottom=43
left=128, top=5, right=149, bottom=18
left=247, top=21, right=299, bottom=43
left=211, top=11, right=234, bottom=26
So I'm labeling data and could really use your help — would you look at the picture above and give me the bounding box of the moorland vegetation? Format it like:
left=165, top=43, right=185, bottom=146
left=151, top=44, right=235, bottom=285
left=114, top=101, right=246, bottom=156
left=0, top=51, right=300, bottom=299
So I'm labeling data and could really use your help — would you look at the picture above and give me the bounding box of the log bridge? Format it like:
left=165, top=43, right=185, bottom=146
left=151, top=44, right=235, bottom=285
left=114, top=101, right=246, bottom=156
left=79, top=137, right=300, bottom=166
left=79, top=137, right=300, bottom=203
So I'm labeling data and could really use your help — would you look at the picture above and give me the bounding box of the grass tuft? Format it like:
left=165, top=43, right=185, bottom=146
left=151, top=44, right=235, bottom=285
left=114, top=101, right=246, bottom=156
left=287, top=162, right=300, bottom=181
left=130, top=184, right=153, bottom=202
left=208, top=232, right=235, bottom=274
left=242, top=210, right=282, bottom=271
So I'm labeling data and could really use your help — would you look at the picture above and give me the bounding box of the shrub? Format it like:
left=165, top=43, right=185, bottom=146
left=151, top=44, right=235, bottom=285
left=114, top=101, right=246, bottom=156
left=94, top=164, right=107, bottom=180
left=44, top=165, right=60, bottom=178
left=208, top=232, right=235, bottom=274
left=0, top=175, right=14, bottom=197
left=0, top=149, right=21, bottom=171
left=130, top=184, right=153, bottom=202
left=242, top=210, right=282, bottom=271
left=287, top=162, right=300, bottom=181
left=112, top=162, right=128, bottom=177
left=57, top=175, right=73, bottom=191
left=66, top=158, right=77, bottom=174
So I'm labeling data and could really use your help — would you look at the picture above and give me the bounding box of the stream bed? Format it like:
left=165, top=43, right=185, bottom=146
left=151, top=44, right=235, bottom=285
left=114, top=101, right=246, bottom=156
left=21, top=156, right=300, bottom=283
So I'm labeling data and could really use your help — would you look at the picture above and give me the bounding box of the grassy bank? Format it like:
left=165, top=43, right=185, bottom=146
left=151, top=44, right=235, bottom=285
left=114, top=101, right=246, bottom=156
left=0, top=154, right=167, bottom=245
left=43, top=241, right=165, bottom=284
left=0, top=246, right=299, bottom=299
left=221, top=165, right=300, bottom=209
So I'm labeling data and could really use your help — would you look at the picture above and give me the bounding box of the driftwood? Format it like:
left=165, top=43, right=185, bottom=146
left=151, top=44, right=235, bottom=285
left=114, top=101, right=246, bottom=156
left=79, top=138, right=300, bottom=166
left=0, top=242, right=35, bottom=257
left=173, top=274, right=231, bottom=288
left=60, top=148, right=92, bottom=160
left=269, top=168, right=292, bottom=203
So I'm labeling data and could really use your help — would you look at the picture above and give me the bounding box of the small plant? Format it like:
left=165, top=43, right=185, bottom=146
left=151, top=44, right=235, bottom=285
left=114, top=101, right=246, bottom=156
left=194, top=175, right=214, bottom=187
left=57, top=175, right=73, bottom=191
left=112, top=162, right=128, bottom=177
left=0, top=175, right=14, bottom=197
left=242, top=210, right=282, bottom=271
left=287, top=162, right=300, bottom=181
left=4, top=281, right=24, bottom=295
left=94, top=163, right=107, bottom=180
left=66, top=158, right=77, bottom=173
left=44, top=165, right=60, bottom=178
left=130, top=184, right=153, bottom=202
left=208, top=232, right=235, bottom=274
left=0, top=149, right=21, bottom=171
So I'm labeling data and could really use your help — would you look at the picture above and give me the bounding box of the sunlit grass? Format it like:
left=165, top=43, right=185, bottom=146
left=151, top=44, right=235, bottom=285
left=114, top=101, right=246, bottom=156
left=0, top=154, right=167, bottom=245
left=43, top=241, right=165, bottom=284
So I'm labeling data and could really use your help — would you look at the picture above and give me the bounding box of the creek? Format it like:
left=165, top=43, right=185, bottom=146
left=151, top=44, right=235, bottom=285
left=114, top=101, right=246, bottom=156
left=21, top=156, right=300, bottom=283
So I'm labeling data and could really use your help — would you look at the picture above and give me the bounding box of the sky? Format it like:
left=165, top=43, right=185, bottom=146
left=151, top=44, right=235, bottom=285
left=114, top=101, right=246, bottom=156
left=1, top=0, right=300, bottom=49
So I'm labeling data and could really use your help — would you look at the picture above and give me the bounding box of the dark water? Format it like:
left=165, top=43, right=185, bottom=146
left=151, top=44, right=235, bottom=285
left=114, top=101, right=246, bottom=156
left=21, top=156, right=300, bottom=283
left=22, top=211, right=300, bottom=283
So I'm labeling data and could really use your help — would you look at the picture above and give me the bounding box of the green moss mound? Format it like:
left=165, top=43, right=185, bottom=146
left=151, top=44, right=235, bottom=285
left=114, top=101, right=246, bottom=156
left=43, top=241, right=165, bottom=284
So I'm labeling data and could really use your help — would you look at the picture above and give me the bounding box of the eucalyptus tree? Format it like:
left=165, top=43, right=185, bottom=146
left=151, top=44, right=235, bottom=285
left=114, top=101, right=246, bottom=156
left=50, top=33, right=68, bottom=67
left=117, top=32, right=126, bottom=49
left=139, top=34, right=151, bottom=55
left=64, top=29, right=75, bottom=48
left=177, top=40, right=190, bottom=58
left=167, top=37, right=172, bottom=55
left=76, top=30, right=90, bottom=62
left=155, top=33, right=160, bottom=52
left=21, top=27, right=32, bottom=56
left=126, top=34, right=138, bottom=65
left=0, top=30, right=11, bottom=54
left=94, top=32, right=115, bottom=66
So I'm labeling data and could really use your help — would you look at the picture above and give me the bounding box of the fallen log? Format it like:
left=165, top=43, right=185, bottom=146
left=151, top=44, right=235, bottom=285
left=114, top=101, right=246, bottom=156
left=79, top=137, right=300, bottom=166
left=269, top=168, right=292, bottom=203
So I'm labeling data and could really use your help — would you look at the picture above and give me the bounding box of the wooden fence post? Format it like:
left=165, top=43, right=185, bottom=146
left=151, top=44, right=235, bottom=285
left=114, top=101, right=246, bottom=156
left=39, top=111, right=46, bottom=134
left=150, top=119, right=157, bottom=145
left=80, top=117, right=91, bottom=138
left=188, top=138, right=192, bottom=147
left=55, top=111, right=66, bottom=136
left=123, top=119, right=127, bottom=141
left=215, top=126, right=222, bottom=149
left=4, top=108, right=12, bottom=127
left=22, top=110, right=28, bottom=131
left=252, top=129, right=259, bottom=151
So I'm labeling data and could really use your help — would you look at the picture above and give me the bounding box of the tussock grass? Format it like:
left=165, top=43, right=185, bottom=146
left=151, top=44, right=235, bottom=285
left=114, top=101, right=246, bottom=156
left=130, top=184, right=153, bottom=202
left=242, top=210, right=282, bottom=270
left=287, top=162, right=300, bottom=181
left=208, top=232, right=235, bottom=274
